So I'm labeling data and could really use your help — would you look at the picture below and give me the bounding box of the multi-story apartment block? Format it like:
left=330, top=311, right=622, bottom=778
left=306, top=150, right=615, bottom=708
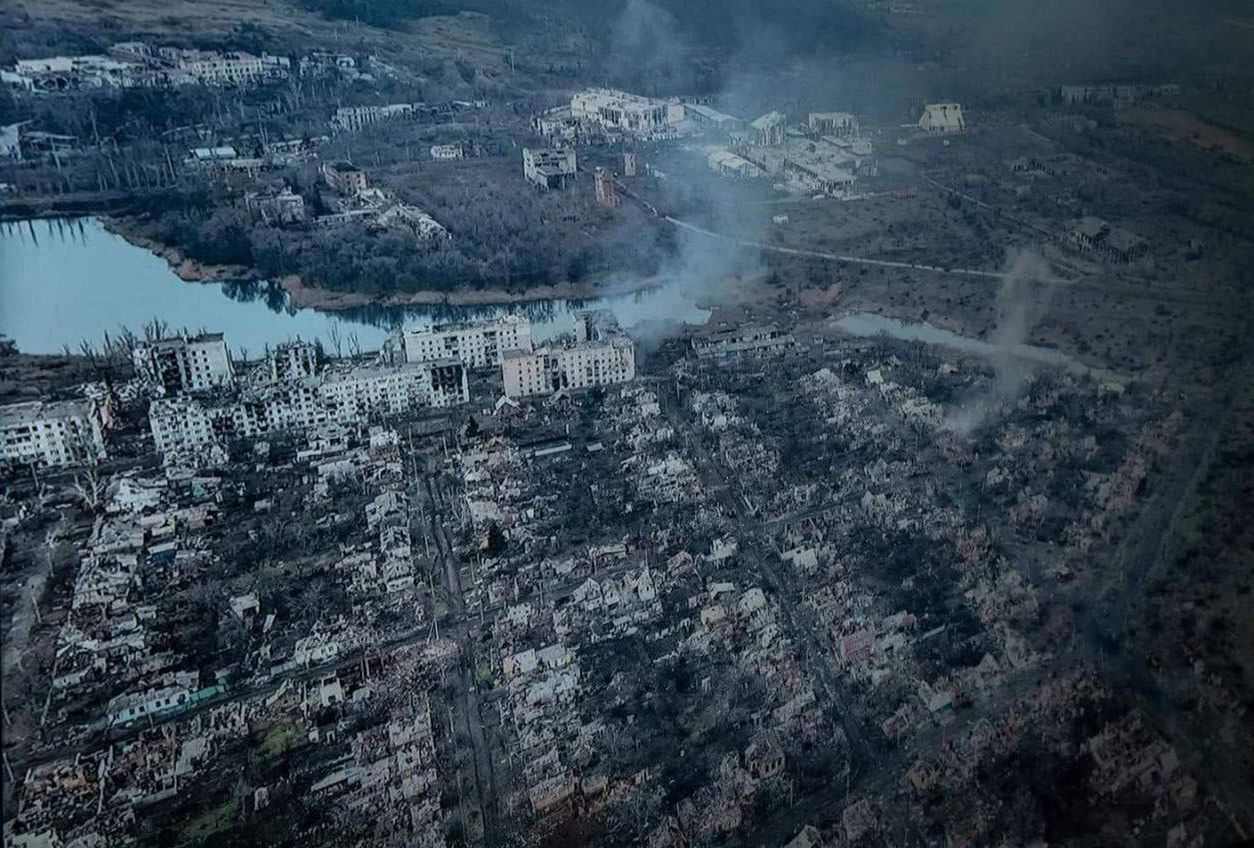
left=149, top=360, right=467, bottom=462
left=522, top=148, right=577, bottom=190
left=502, top=340, right=635, bottom=398
left=1, top=400, right=106, bottom=469
left=132, top=333, right=235, bottom=395
left=270, top=341, right=320, bottom=382
left=331, top=103, right=418, bottom=133
left=321, top=161, right=368, bottom=196
left=501, top=310, right=636, bottom=398
left=393, top=316, right=533, bottom=369
left=691, top=324, right=795, bottom=360
left=158, top=48, right=289, bottom=86
left=570, top=88, right=684, bottom=135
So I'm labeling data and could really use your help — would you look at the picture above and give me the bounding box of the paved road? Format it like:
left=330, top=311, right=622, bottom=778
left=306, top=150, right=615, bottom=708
left=424, top=472, right=501, bottom=842
left=665, top=215, right=1015, bottom=281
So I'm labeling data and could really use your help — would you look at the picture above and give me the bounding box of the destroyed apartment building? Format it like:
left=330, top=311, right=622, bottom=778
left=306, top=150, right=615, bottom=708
left=708, top=107, right=876, bottom=193
left=0, top=398, right=107, bottom=470
left=132, top=332, right=235, bottom=395
left=3, top=42, right=293, bottom=92
left=523, top=147, right=577, bottom=189
left=691, top=323, right=796, bottom=361
left=1064, top=216, right=1150, bottom=263
left=317, top=161, right=448, bottom=238
left=331, top=102, right=420, bottom=133
left=384, top=314, right=534, bottom=368
left=569, top=87, right=685, bottom=136
left=502, top=311, right=636, bottom=398
left=146, top=334, right=468, bottom=463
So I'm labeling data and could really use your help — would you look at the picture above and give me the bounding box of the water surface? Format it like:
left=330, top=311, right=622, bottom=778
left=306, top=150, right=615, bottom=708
left=0, top=218, right=710, bottom=355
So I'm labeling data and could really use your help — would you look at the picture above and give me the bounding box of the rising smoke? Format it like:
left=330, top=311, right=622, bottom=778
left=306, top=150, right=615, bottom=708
left=944, top=249, right=1056, bottom=435
left=604, top=0, right=694, bottom=94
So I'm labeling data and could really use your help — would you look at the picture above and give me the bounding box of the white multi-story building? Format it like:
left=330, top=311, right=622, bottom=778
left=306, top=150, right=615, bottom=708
left=522, top=147, right=577, bottom=190
left=749, top=111, right=786, bottom=146
left=321, top=161, right=368, bottom=196
left=269, top=341, right=320, bottom=382
left=570, top=88, right=683, bottom=135
left=808, top=112, right=859, bottom=138
left=332, top=103, right=418, bottom=133
left=1, top=400, right=106, bottom=469
left=158, top=48, right=289, bottom=86
left=149, top=360, right=468, bottom=462
left=691, top=324, right=795, bottom=360
left=393, top=316, right=533, bottom=369
left=918, top=102, right=965, bottom=134
left=502, top=340, right=635, bottom=398
left=132, top=333, right=235, bottom=395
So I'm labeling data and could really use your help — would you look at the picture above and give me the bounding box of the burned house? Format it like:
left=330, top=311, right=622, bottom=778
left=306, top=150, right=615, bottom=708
left=692, top=324, right=795, bottom=360
left=1065, top=216, right=1149, bottom=263
left=523, top=147, right=577, bottom=190
left=321, top=161, right=368, bottom=197
left=243, top=187, right=307, bottom=225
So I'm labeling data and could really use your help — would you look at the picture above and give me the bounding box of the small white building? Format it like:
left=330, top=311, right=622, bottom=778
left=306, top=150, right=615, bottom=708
left=918, top=102, right=965, bottom=134
left=243, top=188, right=306, bottom=224
left=523, top=147, right=577, bottom=190
left=809, top=111, right=859, bottom=138
left=707, top=147, right=765, bottom=179
left=686, top=103, right=744, bottom=134
left=749, top=111, right=786, bottom=146
left=430, top=143, right=464, bottom=160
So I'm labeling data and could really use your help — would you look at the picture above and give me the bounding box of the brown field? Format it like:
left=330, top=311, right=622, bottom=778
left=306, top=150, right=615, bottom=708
left=1117, top=107, right=1254, bottom=162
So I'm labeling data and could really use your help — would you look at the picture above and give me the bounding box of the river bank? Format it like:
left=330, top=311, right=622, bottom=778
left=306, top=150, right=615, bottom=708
left=101, top=218, right=260, bottom=284
left=2, top=217, right=712, bottom=355
left=101, top=216, right=664, bottom=311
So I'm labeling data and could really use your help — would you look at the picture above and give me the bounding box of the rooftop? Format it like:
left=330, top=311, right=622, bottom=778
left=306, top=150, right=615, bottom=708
left=1, top=399, right=95, bottom=424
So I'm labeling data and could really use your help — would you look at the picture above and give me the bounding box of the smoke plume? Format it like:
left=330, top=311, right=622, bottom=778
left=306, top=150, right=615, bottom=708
left=944, top=249, right=1055, bottom=435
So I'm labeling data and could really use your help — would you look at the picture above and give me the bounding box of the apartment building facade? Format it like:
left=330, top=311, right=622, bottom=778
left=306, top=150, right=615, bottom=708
left=395, top=316, right=533, bottom=369
left=1, top=400, right=106, bottom=469
left=149, top=361, right=467, bottom=461
left=132, top=333, right=235, bottom=395
left=502, top=339, right=636, bottom=398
